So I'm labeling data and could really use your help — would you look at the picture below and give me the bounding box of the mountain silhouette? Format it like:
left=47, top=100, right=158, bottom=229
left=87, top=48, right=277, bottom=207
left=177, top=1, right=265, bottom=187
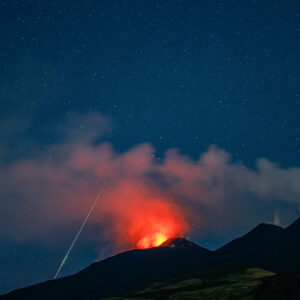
left=286, top=217, right=300, bottom=235
left=1, top=241, right=212, bottom=299
left=159, top=237, right=205, bottom=249
left=216, top=223, right=285, bottom=255
left=215, top=219, right=300, bottom=273
left=2, top=217, right=300, bottom=299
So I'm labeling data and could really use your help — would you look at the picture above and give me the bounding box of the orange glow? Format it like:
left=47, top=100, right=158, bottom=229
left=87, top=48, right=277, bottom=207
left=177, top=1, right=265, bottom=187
left=98, top=180, right=190, bottom=251
left=125, top=199, right=189, bottom=249
left=137, top=232, right=167, bottom=249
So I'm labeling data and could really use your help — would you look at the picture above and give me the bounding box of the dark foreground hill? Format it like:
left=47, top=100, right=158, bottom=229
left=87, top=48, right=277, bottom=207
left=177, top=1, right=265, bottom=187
left=124, top=267, right=277, bottom=300
left=215, top=218, right=300, bottom=273
left=0, top=240, right=213, bottom=300
left=2, top=217, right=300, bottom=299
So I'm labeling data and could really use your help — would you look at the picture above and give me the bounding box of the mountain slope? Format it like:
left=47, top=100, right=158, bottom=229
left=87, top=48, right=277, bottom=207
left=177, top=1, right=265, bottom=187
left=1, top=244, right=212, bottom=300
left=2, top=217, right=300, bottom=299
left=216, top=223, right=285, bottom=255
left=215, top=221, right=300, bottom=272
left=159, top=237, right=207, bottom=249
left=286, top=217, right=300, bottom=236
left=126, top=268, right=275, bottom=300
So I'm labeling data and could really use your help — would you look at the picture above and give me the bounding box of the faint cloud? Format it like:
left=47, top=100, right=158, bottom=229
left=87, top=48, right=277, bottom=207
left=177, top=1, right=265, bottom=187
left=63, top=111, right=112, bottom=143
left=273, top=213, right=281, bottom=226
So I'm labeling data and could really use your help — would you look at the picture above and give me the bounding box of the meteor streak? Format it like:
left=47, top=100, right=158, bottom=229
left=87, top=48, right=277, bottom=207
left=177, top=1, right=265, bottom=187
left=54, top=183, right=107, bottom=279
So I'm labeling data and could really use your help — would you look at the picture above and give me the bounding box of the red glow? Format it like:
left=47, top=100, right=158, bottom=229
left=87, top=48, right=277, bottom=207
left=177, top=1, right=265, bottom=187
left=125, top=199, right=189, bottom=249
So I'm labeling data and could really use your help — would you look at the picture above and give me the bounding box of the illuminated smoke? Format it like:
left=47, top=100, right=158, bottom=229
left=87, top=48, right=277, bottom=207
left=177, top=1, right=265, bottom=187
left=1, top=114, right=300, bottom=252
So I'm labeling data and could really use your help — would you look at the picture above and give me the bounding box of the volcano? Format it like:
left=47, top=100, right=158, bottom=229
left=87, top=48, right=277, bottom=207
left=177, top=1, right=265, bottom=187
left=2, top=217, right=300, bottom=299
left=159, top=237, right=203, bottom=248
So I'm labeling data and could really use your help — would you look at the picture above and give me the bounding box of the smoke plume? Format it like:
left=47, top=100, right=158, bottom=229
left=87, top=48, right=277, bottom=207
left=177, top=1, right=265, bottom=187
left=1, top=112, right=300, bottom=251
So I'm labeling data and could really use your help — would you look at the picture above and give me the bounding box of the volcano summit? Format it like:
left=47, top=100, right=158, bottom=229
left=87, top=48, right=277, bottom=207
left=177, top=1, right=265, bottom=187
left=159, top=237, right=202, bottom=248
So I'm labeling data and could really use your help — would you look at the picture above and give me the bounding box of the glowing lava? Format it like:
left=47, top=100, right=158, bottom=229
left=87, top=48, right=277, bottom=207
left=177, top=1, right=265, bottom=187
left=137, top=232, right=167, bottom=249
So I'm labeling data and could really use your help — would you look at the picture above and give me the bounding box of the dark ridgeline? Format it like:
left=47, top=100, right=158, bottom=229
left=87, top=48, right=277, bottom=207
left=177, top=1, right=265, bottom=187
left=215, top=218, right=300, bottom=273
left=1, top=217, right=300, bottom=300
left=159, top=237, right=202, bottom=248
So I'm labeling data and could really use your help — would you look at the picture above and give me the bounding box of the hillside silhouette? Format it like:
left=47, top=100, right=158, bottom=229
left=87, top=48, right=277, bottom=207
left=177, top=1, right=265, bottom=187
left=2, top=217, right=300, bottom=299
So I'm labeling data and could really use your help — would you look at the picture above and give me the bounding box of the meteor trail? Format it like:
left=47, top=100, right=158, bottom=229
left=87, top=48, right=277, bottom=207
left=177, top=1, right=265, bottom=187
left=54, top=183, right=107, bottom=279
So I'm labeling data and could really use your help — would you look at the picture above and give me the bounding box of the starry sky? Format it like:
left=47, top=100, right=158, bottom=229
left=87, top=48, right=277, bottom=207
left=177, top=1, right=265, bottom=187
left=0, top=0, right=299, bottom=295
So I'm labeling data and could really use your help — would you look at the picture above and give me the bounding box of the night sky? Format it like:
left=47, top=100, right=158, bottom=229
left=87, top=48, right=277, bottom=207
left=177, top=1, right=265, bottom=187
left=0, top=0, right=299, bottom=295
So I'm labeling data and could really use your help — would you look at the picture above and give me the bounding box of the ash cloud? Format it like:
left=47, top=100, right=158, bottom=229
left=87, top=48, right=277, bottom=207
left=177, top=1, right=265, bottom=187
left=0, top=112, right=300, bottom=250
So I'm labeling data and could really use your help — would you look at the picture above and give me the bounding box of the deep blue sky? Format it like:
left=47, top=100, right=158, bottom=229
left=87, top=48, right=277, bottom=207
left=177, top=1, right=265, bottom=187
left=0, top=0, right=299, bottom=295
